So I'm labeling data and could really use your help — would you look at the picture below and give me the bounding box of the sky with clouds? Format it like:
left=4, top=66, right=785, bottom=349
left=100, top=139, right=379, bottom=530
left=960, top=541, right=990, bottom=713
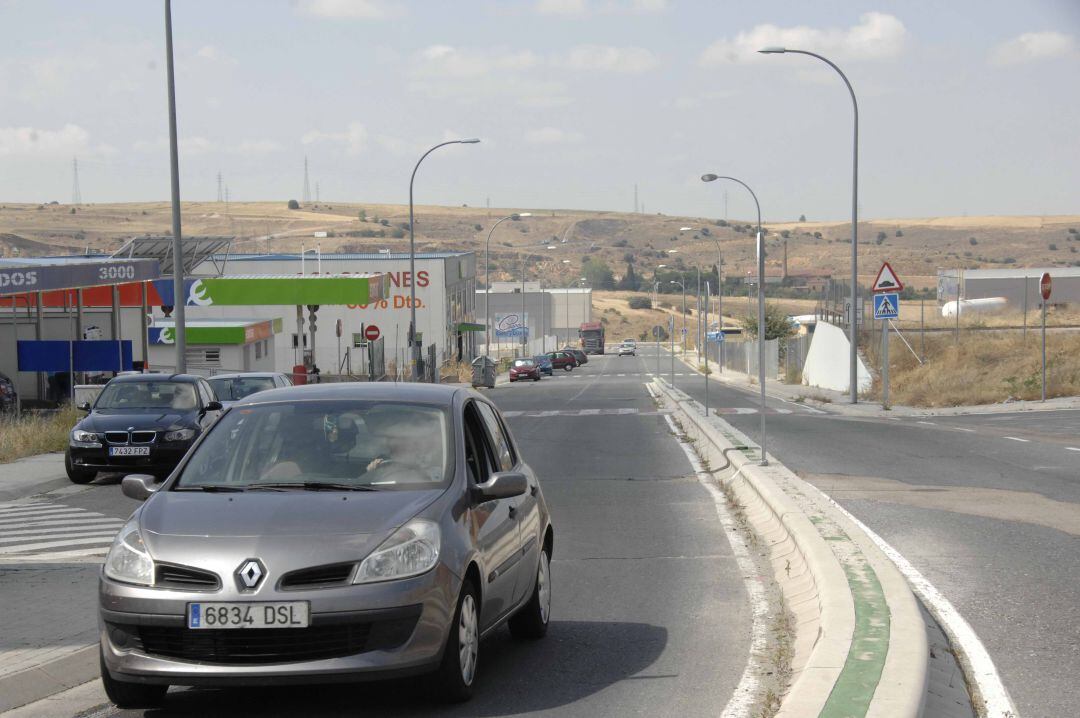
left=1, top=0, right=1078, bottom=221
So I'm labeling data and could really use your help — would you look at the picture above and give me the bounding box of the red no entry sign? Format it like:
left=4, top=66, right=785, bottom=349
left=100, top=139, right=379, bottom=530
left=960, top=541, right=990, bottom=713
left=364, top=324, right=381, bottom=342
left=1040, top=272, right=1052, bottom=301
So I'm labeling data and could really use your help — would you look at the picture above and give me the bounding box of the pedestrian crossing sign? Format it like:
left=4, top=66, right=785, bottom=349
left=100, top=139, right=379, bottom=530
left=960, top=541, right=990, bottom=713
left=873, top=292, right=899, bottom=319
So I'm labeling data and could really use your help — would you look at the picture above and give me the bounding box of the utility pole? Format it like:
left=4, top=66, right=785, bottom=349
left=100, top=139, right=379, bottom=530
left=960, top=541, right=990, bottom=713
left=315, top=181, right=320, bottom=203
left=216, top=171, right=223, bottom=202
left=634, top=184, right=639, bottom=214
left=71, top=158, right=82, bottom=205
left=224, top=185, right=230, bottom=214
left=302, top=156, right=311, bottom=205
left=165, top=0, right=186, bottom=373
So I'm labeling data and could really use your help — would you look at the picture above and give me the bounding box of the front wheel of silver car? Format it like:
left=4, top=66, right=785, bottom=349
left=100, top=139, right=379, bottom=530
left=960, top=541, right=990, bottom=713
left=100, top=650, right=167, bottom=709
left=436, top=579, right=479, bottom=702
left=509, top=547, right=551, bottom=640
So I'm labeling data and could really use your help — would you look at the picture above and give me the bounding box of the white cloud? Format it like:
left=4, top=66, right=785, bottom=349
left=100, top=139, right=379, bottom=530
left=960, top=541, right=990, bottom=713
left=0, top=124, right=113, bottom=157
left=412, top=45, right=540, bottom=79
left=535, top=0, right=667, bottom=15
left=525, top=127, right=584, bottom=144
left=301, top=122, right=368, bottom=155
left=700, top=12, right=907, bottom=66
left=195, top=45, right=236, bottom=64
left=536, top=0, right=587, bottom=14
left=555, top=45, right=659, bottom=73
left=989, top=31, right=1076, bottom=66
left=131, top=136, right=280, bottom=156
left=294, top=0, right=401, bottom=19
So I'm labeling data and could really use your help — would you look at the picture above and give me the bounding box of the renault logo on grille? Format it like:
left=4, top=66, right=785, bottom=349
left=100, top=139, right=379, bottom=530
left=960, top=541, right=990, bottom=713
left=235, top=559, right=266, bottom=591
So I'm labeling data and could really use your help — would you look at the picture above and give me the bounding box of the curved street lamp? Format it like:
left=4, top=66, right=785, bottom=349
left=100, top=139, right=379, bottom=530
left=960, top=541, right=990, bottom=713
left=483, top=213, right=531, bottom=357
left=760, top=46, right=859, bottom=403
left=702, top=173, right=767, bottom=465
left=408, top=138, right=480, bottom=379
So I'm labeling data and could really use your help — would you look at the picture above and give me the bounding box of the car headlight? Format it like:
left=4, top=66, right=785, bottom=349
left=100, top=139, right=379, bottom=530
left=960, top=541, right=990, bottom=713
left=163, top=428, right=196, bottom=442
left=103, top=520, right=154, bottom=587
left=71, top=429, right=99, bottom=444
left=354, top=519, right=441, bottom=584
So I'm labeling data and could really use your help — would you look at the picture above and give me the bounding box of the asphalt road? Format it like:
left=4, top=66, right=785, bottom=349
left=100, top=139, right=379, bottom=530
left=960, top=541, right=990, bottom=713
left=649, top=346, right=1080, bottom=718
left=2, top=357, right=753, bottom=717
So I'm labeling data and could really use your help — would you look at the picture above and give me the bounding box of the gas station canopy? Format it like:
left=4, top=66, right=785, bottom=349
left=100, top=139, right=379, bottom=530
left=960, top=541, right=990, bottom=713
left=0, top=256, right=160, bottom=296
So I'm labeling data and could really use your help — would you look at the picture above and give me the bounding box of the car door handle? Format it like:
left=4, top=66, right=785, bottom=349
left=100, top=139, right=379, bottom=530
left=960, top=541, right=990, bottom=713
left=508, top=505, right=517, bottom=518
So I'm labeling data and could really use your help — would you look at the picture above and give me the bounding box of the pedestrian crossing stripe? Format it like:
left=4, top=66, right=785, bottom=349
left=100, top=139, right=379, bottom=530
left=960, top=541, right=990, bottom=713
left=501, top=407, right=791, bottom=417
left=0, top=500, right=123, bottom=563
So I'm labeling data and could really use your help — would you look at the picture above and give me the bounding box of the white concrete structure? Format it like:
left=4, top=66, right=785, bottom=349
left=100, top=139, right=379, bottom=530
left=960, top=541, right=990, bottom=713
left=802, top=320, right=872, bottom=394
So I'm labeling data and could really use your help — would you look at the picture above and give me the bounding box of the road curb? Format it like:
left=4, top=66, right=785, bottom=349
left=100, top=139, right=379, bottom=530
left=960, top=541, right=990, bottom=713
left=0, top=644, right=98, bottom=714
left=652, top=379, right=928, bottom=718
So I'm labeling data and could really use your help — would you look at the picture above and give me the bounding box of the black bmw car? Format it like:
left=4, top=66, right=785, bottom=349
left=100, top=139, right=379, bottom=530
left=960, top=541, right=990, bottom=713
left=65, top=374, right=223, bottom=484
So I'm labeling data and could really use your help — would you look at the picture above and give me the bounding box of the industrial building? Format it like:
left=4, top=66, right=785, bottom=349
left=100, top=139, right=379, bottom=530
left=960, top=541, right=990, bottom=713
left=937, top=267, right=1080, bottom=308
left=476, top=282, right=592, bottom=352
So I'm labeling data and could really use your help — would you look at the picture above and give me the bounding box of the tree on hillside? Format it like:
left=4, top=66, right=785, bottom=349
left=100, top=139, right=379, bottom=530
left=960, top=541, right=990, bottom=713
left=287, top=199, right=300, bottom=210
left=799, top=214, right=806, bottom=222
left=617, top=262, right=640, bottom=291
left=582, top=257, right=616, bottom=290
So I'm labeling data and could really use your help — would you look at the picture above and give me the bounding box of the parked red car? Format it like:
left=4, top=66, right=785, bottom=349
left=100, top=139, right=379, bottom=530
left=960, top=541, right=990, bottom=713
left=544, top=351, right=577, bottom=371
left=509, top=358, right=542, bottom=382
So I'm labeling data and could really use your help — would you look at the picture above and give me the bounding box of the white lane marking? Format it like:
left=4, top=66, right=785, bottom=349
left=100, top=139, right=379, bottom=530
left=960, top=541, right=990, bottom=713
left=917, top=420, right=936, bottom=425
left=0, top=522, right=124, bottom=538
left=1003, top=436, right=1030, bottom=443
left=799, top=482, right=1019, bottom=718
left=662, top=411, right=769, bottom=718
left=0, top=535, right=116, bottom=554
left=0, top=517, right=122, bottom=530
left=1067, top=447, right=1080, bottom=452
left=0, top=530, right=120, bottom=545
left=0, top=546, right=110, bottom=562
left=0, top=511, right=100, bottom=526
left=0, top=506, right=92, bottom=518
left=953, top=427, right=977, bottom=433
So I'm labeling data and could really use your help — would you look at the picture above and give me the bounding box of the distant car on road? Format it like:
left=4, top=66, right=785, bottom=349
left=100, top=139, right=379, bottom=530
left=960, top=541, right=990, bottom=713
left=65, top=374, right=224, bottom=484
left=207, top=372, right=293, bottom=405
left=0, top=371, right=17, bottom=414
left=617, top=342, right=636, bottom=357
left=562, top=347, right=588, bottom=366
left=532, top=355, right=554, bottom=376
left=545, top=351, right=576, bottom=371
left=509, top=359, right=541, bottom=382
left=98, top=383, right=553, bottom=707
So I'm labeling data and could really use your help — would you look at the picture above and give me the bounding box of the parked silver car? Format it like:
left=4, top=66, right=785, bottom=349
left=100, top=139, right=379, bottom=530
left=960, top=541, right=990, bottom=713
left=98, top=383, right=553, bottom=707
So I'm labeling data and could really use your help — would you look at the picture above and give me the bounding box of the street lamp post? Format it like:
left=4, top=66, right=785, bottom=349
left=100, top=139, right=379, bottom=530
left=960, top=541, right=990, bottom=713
left=713, top=241, right=723, bottom=373
left=760, top=46, right=859, bottom=403
left=483, top=213, right=530, bottom=358
left=408, top=138, right=480, bottom=380
left=702, top=173, right=767, bottom=465
left=670, top=280, right=686, bottom=355
left=164, top=0, right=186, bottom=373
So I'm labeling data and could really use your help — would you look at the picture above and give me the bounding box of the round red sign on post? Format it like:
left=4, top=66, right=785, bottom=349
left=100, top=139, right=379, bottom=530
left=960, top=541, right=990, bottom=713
left=335, top=319, right=343, bottom=338
left=364, top=325, right=381, bottom=342
left=1040, top=272, right=1052, bottom=301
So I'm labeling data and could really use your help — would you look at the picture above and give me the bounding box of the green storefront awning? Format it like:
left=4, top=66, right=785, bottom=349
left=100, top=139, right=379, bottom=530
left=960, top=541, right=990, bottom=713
left=457, top=322, right=486, bottom=332
left=183, top=274, right=386, bottom=307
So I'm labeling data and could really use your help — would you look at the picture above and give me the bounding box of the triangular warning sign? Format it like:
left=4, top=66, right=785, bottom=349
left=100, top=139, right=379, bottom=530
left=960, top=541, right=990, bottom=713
left=873, top=262, right=904, bottom=293
left=877, top=295, right=896, bottom=315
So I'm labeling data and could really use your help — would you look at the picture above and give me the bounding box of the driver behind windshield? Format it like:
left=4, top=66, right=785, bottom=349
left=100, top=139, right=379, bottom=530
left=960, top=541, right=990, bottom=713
left=363, top=407, right=444, bottom=484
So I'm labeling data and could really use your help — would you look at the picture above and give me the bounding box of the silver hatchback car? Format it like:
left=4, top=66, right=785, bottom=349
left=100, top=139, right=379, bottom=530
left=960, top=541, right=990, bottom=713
left=98, top=383, right=553, bottom=707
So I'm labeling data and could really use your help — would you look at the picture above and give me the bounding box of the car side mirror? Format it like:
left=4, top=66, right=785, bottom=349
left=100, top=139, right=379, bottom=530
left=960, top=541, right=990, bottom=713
left=472, top=472, right=528, bottom=502
left=77, top=402, right=91, bottom=412
left=121, top=474, right=159, bottom=501
left=204, top=400, right=223, bottom=412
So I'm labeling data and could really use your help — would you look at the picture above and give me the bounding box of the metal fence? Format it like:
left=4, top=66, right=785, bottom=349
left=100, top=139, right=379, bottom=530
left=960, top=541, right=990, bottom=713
left=707, top=338, right=780, bottom=380
left=781, top=334, right=812, bottom=382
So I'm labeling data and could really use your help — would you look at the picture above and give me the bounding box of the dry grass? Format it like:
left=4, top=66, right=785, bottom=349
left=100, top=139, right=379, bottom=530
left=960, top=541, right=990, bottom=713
left=0, top=407, right=80, bottom=464
left=862, top=331, right=1080, bottom=407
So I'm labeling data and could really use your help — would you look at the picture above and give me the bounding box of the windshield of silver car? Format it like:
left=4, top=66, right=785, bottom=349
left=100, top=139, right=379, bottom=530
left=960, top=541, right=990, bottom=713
left=94, top=381, right=198, bottom=411
left=207, top=377, right=275, bottom=401
left=175, top=401, right=450, bottom=490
